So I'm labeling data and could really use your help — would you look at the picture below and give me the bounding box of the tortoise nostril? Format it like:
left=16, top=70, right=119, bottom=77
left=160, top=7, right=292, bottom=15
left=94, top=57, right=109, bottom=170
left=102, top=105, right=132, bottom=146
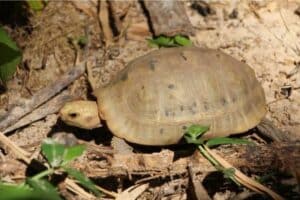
left=69, top=113, right=78, bottom=118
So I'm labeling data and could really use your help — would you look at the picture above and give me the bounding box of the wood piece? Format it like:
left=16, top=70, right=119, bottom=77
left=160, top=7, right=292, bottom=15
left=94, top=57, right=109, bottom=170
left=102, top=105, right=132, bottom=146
left=71, top=1, right=98, bottom=18
left=142, top=0, right=194, bottom=36
left=0, top=63, right=85, bottom=131
left=3, top=91, right=75, bottom=134
left=78, top=142, right=300, bottom=179
left=115, top=183, right=149, bottom=200
left=64, top=178, right=96, bottom=200
left=98, top=0, right=114, bottom=45
left=0, top=131, right=31, bottom=163
left=188, top=165, right=211, bottom=200
left=272, top=142, right=300, bottom=184
left=108, top=0, right=132, bottom=35
left=204, top=146, right=284, bottom=200
left=125, top=22, right=151, bottom=41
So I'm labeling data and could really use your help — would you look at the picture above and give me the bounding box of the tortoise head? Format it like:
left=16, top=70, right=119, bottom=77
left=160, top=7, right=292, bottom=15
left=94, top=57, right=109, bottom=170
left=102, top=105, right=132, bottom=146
left=59, top=100, right=101, bottom=129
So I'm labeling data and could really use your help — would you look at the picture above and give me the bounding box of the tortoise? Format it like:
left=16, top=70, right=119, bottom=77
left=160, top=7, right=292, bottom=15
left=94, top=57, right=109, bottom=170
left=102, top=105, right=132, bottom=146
left=59, top=46, right=266, bottom=145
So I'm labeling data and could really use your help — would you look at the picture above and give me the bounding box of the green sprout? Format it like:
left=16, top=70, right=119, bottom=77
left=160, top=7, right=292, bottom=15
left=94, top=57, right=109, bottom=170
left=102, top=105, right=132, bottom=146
left=0, top=27, right=22, bottom=85
left=0, top=138, right=101, bottom=200
left=184, top=124, right=253, bottom=184
left=26, top=0, right=46, bottom=11
left=148, top=35, right=192, bottom=48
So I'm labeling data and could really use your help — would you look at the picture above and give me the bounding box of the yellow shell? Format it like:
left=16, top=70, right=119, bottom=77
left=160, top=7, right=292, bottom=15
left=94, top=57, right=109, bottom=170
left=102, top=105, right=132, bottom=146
left=94, top=47, right=266, bottom=145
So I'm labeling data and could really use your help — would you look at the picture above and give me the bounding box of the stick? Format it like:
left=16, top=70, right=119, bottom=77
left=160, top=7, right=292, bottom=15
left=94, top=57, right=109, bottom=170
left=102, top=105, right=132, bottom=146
left=3, top=91, right=76, bottom=134
left=0, top=63, right=85, bottom=131
left=142, top=0, right=194, bottom=36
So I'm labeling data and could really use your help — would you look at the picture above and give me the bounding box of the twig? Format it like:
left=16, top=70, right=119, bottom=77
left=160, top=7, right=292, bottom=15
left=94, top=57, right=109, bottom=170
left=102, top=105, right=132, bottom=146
left=98, top=0, right=114, bottom=46
left=96, top=185, right=118, bottom=198
left=0, top=132, right=31, bottom=163
left=203, top=145, right=284, bottom=200
left=188, top=165, right=211, bottom=200
left=0, top=63, right=86, bottom=131
left=3, top=91, right=76, bottom=134
left=65, top=178, right=96, bottom=199
left=115, top=183, right=149, bottom=200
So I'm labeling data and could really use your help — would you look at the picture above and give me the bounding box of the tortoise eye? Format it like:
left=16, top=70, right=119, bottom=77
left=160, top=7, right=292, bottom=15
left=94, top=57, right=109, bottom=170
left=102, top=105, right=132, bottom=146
left=69, top=113, right=78, bottom=118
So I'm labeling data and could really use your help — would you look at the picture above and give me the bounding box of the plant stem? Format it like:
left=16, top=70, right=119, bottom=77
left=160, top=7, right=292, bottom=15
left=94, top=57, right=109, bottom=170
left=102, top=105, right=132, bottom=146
left=198, top=144, right=219, bottom=166
left=31, top=168, right=54, bottom=180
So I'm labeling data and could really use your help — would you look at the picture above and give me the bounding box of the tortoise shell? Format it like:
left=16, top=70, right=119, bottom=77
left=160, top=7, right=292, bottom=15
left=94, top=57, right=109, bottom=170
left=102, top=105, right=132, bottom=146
left=94, top=47, right=266, bottom=145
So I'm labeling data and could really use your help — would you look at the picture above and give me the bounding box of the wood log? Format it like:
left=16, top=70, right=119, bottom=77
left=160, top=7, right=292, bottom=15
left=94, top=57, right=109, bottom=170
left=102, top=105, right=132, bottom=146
left=142, top=0, right=194, bottom=36
left=76, top=142, right=300, bottom=181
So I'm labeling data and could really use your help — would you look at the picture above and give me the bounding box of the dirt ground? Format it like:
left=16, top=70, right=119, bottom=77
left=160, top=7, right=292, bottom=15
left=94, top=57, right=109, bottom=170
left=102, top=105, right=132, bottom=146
left=1, top=0, right=300, bottom=199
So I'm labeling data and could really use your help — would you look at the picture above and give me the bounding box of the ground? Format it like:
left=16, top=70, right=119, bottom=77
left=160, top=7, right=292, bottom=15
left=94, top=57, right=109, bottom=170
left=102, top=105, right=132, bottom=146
left=0, top=1, right=300, bottom=199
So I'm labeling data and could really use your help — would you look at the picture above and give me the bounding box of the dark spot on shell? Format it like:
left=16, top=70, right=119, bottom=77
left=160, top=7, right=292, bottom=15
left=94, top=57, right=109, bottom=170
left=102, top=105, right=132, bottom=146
left=203, top=102, right=209, bottom=111
left=190, top=110, right=197, bottom=115
left=141, top=85, right=145, bottom=90
left=121, top=72, right=128, bottom=81
left=192, top=102, right=197, bottom=107
left=232, top=96, right=236, bottom=102
left=216, top=53, right=220, bottom=58
left=221, top=97, right=227, bottom=105
left=160, top=128, right=164, bottom=134
left=180, top=52, right=188, bottom=61
left=165, top=110, right=169, bottom=117
left=189, top=106, right=197, bottom=115
left=168, top=84, right=175, bottom=89
left=148, top=59, right=157, bottom=71
left=180, top=105, right=184, bottom=111
left=182, top=125, right=187, bottom=130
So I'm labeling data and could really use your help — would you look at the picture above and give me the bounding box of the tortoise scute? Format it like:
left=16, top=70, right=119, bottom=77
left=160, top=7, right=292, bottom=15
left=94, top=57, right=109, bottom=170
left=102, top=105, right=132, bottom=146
left=95, top=47, right=266, bottom=145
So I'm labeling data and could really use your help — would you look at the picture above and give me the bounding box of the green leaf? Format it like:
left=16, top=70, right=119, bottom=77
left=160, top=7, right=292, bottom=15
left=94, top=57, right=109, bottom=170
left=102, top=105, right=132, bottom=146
left=27, top=0, right=45, bottom=11
left=0, top=182, right=34, bottom=200
left=0, top=27, right=21, bottom=83
left=42, top=138, right=86, bottom=167
left=41, top=138, right=65, bottom=168
left=148, top=35, right=192, bottom=48
left=206, top=137, right=253, bottom=148
left=0, top=180, right=62, bottom=200
left=147, top=36, right=176, bottom=47
left=147, top=39, right=159, bottom=48
left=186, top=125, right=209, bottom=138
left=184, top=125, right=209, bottom=145
left=26, top=178, right=62, bottom=200
left=174, top=35, right=192, bottom=46
left=64, top=167, right=101, bottom=196
left=62, top=144, right=86, bottom=166
left=184, top=135, right=204, bottom=145
left=77, top=36, right=88, bottom=47
left=0, top=27, right=19, bottom=51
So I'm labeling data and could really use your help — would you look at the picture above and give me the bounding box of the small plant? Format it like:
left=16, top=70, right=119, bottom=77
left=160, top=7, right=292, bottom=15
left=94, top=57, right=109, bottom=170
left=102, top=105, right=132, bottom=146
left=0, top=138, right=101, bottom=200
left=0, top=27, right=22, bottom=86
left=148, top=35, right=192, bottom=48
left=184, top=125, right=283, bottom=199
left=26, top=0, right=46, bottom=11
left=184, top=125, right=253, bottom=183
left=68, top=35, right=88, bottom=49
